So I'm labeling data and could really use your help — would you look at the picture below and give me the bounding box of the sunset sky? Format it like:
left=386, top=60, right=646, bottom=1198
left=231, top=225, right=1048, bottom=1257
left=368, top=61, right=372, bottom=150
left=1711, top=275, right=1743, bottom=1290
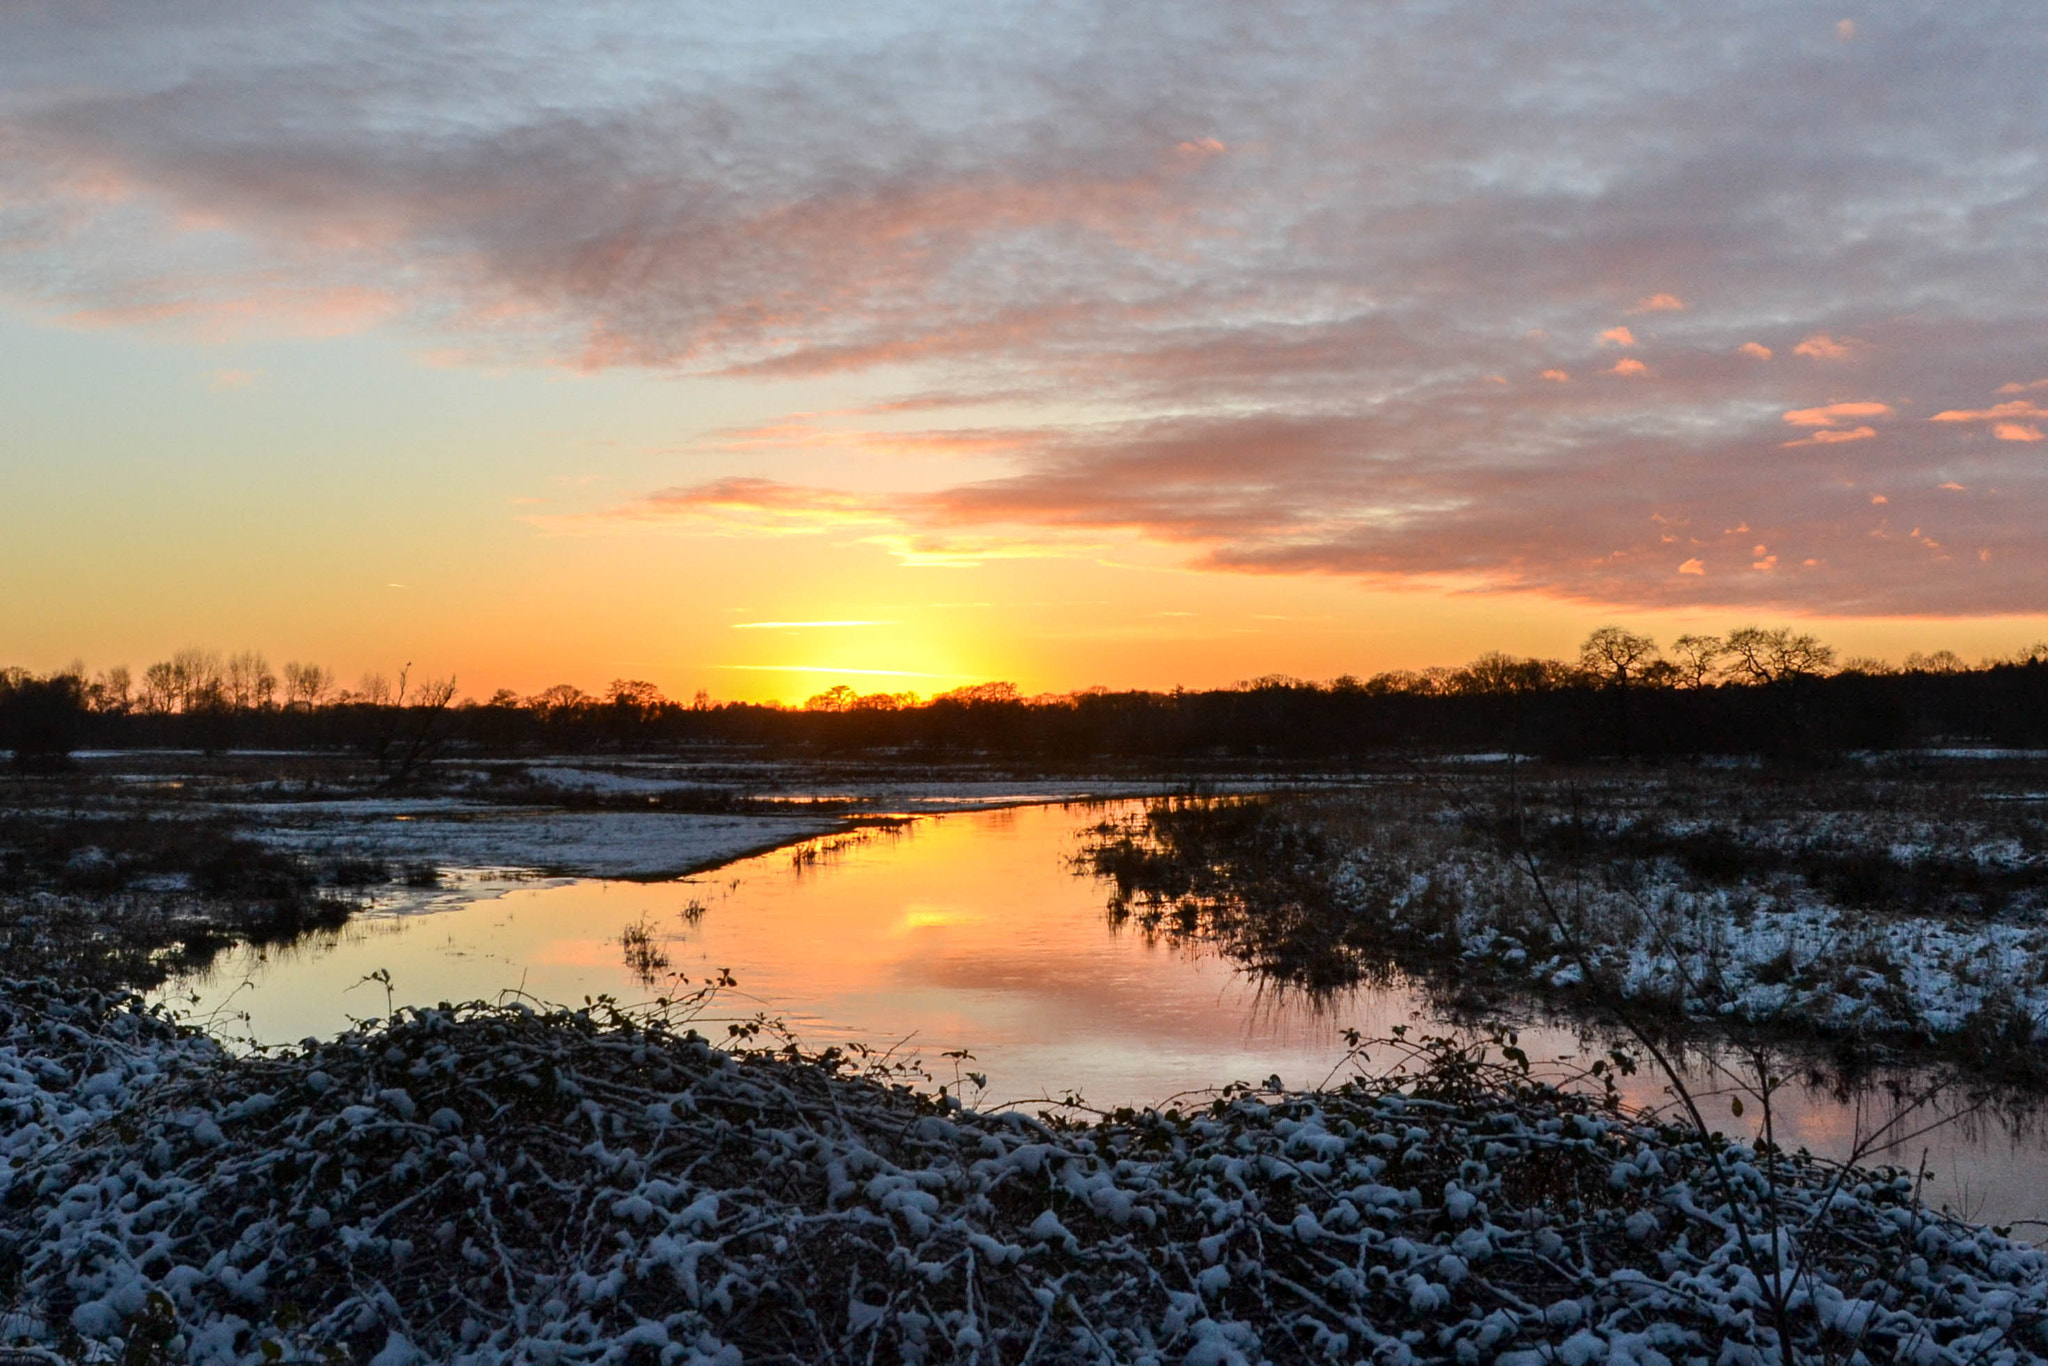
left=4, top=3, right=2045, bottom=702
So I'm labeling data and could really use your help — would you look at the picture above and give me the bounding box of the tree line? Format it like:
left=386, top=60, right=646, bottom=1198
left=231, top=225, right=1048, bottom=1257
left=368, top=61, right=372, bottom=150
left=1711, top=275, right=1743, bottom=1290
left=5, top=626, right=2047, bottom=770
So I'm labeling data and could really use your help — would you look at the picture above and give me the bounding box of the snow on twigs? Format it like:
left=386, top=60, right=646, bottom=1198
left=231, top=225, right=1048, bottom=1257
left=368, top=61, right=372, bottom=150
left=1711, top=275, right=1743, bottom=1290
left=1083, top=782, right=2048, bottom=1068
left=2, top=982, right=2045, bottom=1364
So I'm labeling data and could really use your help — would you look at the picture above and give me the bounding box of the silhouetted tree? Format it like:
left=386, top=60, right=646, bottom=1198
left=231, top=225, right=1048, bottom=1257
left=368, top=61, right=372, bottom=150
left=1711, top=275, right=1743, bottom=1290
left=0, top=670, right=87, bottom=771
left=804, top=685, right=858, bottom=712
left=282, top=661, right=334, bottom=709
left=935, top=681, right=1020, bottom=704
left=1724, top=626, right=1834, bottom=685
left=171, top=647, right=226, bottom=712
left=1903, top=649, right=1968, bottom=674
left=1837, top=655, right=1897, bottom=677
left=1668, top=634, right=1725, bottom=689
left=87, top=666, right=132, bottom=714
left=606, top=679, right=666, bottom=711
left=138, top=661, right=178, bottom=714
left=1580, top=626, right=1658, bottom=755
left=381, top=674, right=459, bottom=787
left=529, top=683, right=590, bottom=716
left=226, top=650, right=278, bottom=709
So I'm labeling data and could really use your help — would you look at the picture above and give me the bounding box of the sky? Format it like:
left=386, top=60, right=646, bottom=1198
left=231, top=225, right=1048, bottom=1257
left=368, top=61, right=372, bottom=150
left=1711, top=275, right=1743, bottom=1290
left=3, top=2, right=2046, bottom=702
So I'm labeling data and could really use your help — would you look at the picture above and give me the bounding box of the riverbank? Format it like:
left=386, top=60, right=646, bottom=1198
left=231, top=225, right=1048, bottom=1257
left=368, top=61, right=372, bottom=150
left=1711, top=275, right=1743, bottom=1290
left=3, top=976, right=2043, bottom=1365
left=0, top=752, right=1201, bottom=992
left=1080, top=763, right=2048, bottom=1084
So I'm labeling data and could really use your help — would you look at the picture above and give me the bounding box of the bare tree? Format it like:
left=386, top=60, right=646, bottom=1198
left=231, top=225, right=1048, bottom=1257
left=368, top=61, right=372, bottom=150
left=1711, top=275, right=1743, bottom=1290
left=606, top=679, right=666, bottom=711
left=1580, top=627, right=1659, bottom=756
left=1903, top=649, right=1967, bottom=674
left=529, top=683, right=590, bottom=717
left=934, top=681, right=1021, bottom=705
left=88, top=666, right=132, bottom=714
left=1773, top=628, right=1836, bottom=679
left=381, top=673, right=459, bottom=787
left=1668, top=633, right=1726, bottom=688
left=1416, top=665, right=1459, bottom=696
left=1578, top=625, right=1659, bottom=685
left=1723, top=625, right=1835, bottom=684
left=281, top=661, right=333, bottom=709
left=169, top=647, right=225, bottom=712
left=139, top=661, right=178, bottom=714
left=804, top=684, right=858, bottom=712
left=849, top=690, right=917, bottom=710
left=1361, top=670, right=1425, bottom=695
left=1456, top=651, right=1551, bottom=696
left=226, top=650, right=278, bottom=709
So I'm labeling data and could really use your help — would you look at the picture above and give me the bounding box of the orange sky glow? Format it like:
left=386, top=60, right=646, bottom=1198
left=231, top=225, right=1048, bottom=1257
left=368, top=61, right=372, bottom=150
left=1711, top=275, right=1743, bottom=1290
left=4, top=5, right=2046, bottom=702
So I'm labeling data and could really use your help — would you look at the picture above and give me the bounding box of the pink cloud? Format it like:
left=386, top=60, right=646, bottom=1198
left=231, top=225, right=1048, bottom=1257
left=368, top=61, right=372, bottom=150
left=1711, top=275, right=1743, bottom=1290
left=1995, top=378, right=2048, bottom=394
left=609, top=477, right=905, bottom=534
left=1781, top=426, right=1876, bottom=447
left=1793, top=334, right=1862, bottom=360
left=1994, top=422, right=2044, bottom=442
left=8, top=5, right=2048, bottom=620
left=61, top=281, right=398, bottom=341
left=1930, top=400, right=2048, bottom=423
left=588, top=397, right=2048, bottom=614
left=1782, top=400, right=1891, bottom=427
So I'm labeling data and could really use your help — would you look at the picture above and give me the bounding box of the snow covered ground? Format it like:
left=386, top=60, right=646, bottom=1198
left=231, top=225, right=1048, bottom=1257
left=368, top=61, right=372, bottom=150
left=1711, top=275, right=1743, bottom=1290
left=195, top=764, right=1209, bottom=915
left=4, top=981, right=2043, bottom=1365
left=508, top=759, right=1252, bottom=812
left=1092, top=773, right=2048, bottom=1068
left=242, top=803, right=843, bottom=881
left=1351, top=850, right=2048, bottom=1045
left=10, top=758, right=2048, bottom=1359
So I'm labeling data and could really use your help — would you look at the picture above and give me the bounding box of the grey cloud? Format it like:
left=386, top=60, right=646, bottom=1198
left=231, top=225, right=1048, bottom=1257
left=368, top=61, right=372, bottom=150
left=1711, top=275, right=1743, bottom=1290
left=4, top=1, right=2048, bottom=611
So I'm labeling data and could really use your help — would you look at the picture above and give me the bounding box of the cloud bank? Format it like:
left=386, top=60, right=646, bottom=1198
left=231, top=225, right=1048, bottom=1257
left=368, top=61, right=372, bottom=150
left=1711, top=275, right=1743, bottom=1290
left=5, top=2, right=2048, bottom=613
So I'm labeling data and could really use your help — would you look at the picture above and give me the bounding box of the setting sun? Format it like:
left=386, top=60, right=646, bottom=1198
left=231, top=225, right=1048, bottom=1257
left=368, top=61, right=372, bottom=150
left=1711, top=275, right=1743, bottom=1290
left=7, top=8, right=2048, bottom=1359
left=5, top=6, right=2047, bottom=695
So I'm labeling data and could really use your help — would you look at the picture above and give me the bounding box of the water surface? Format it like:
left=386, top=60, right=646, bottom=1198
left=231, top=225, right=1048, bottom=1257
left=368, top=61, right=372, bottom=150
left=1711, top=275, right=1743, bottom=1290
left=165, top=800, right=2048, bottom=1230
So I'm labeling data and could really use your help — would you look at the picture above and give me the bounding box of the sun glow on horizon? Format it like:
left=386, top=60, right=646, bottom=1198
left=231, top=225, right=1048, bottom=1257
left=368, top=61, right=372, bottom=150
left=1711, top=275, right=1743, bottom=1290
left=730, top=620, right=899, bottom=630
left=4, top=6, right=2048, bottom=691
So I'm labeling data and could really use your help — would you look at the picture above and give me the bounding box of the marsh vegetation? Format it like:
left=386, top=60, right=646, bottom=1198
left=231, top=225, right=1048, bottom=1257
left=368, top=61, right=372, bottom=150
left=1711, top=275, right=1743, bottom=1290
left=1079, top=763, right=2048, bottom=1083
left=6, top=747, right=2048, bottom=1361
left=6, top=983, right=2045, bottom=1364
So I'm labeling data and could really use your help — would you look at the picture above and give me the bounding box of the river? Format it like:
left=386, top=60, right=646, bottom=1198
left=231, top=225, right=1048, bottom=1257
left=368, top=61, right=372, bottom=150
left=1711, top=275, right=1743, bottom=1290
left=161, top=799, right=2048, bottom=1232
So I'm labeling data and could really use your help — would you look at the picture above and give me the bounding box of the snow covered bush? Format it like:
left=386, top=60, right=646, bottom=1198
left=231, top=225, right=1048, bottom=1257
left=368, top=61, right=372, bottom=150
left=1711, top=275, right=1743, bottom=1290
left=1082, top=777, right=2048, bottom=1074
left=3, top=981, right=2044, bottom=1364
